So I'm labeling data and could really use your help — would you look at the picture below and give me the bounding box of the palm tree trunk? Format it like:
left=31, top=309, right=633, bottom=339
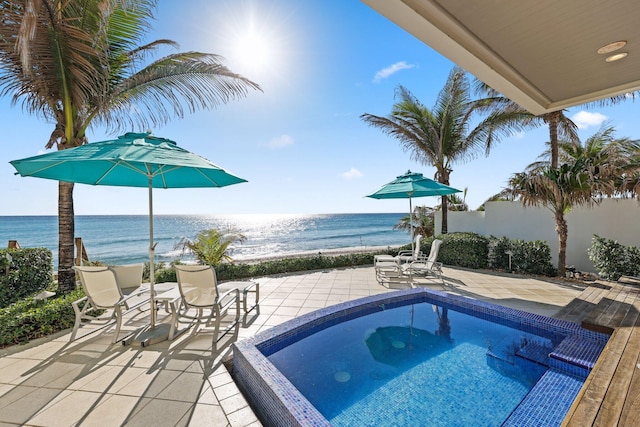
left=548, top=111, right=560, bottom=169
left=554, top=208, right=567, bottom=277
left=441, top=195, right=449, bottom=234
left=57, top=181, right=76, bottom=293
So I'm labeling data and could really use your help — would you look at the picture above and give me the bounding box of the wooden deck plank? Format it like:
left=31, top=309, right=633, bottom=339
left=618, top=314, right=640, bottom=427
left=594, top=290, right=637, bottom=331
left=554, top=284, right=611, bottom=323
left=593, top=324, right=640, bottom=425
left=581, top=284, right=628, bottom=333
left=562, top=327, right=632, bottom=426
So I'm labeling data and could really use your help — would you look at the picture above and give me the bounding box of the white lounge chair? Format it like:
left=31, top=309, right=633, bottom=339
left=402, top=239, right=444, bottom=284
left=374, top=261, right=414, bottom=288
left=374, top=234, right=423, bottom=264
left=110, top=263, right=175, bottom=310
left=173, top=265, right=241, bottom=350
left=71, top=266, right=149, bottom=343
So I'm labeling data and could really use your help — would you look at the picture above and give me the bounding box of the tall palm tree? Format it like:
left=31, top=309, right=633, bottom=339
left=361, top=67, right=529, bottom=234
left=508, top=126, right=636, bottom=276
left=0, top=0, right=261, bottom=292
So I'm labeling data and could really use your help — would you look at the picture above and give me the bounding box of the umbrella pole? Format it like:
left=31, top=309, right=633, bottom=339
left=409, top=196, right=414, bottom=253
left=128, top=176, right=173, bottom=347
left=149, top=178, right=156, bottom=328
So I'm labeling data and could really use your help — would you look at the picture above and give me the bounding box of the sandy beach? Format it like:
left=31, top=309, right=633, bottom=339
left=233, top=244, right=405, bottom=264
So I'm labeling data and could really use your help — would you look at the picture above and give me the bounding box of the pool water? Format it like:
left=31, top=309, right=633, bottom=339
left=268, top=303, right=552, bottom=426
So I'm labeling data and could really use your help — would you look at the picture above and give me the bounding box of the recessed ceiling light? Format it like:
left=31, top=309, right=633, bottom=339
left=605, top=52, right=628, bottom=62
left=598, top=40, right=627, bottom=54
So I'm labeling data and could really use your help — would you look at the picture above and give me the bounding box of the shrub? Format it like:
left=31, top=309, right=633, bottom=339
left=588, top=235, right=640, bottom=280
left=488, top=236, right=556, bottom=276
left=434, top=232, right=490, bottom=269
left=0, top=289, right=83, bottom=347
left=0, top=248, right=54, bottom=308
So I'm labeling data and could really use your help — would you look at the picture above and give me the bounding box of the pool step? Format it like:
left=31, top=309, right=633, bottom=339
left=516, top=341, right=552, bottom=366
left=486, top=337, right=551, bottom=367
left=486, top=338, right=549, bottom=384
left=548, top=334, right=608, bottom=379
left=502, top=369, right=584, bottom=427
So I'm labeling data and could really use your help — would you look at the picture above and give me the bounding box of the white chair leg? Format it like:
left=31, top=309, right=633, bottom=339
left=112, top=305, right=123, bottom=344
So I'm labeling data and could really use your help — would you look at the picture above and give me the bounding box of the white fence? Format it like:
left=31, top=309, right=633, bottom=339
left=434, top=199, right=640, bottom=273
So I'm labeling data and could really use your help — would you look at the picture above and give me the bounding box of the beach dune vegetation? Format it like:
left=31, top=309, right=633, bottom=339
left=176, top=228, right=247, bottom=266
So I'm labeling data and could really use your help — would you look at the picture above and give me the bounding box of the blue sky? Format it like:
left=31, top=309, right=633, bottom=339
left=2, top=0, right=638, bottom=216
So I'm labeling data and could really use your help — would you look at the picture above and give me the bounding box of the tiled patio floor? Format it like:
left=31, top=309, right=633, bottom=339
left=0, top=266, right=589, bottom=426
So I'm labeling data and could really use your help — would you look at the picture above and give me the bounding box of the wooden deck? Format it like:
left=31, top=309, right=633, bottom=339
left=555, top=276, right=640, bottom=427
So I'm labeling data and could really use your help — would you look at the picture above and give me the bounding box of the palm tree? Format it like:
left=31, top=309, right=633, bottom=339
left=176, top=228, right=247, bottom=266
left=361, top=67, right=529, bottom=234
left=474, top=81, right=639, bottom=169
left=507, top=126, right=636, bottom=276
left=393, top=205, right=436, bottom=239
left=0, top=0, right=261, bottom=292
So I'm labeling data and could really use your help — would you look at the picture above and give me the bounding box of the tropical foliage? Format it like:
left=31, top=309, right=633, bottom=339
left=393, top=205, right=436, bottom=238
left=176, top=228, right=247, bottom=266
left=507, top=126, right=639, bottom=276
left=588, top=235, right=640, bottom=280
left=0, top=0, right=261, bottom=292
left=361, top=67, right=528, bottom=234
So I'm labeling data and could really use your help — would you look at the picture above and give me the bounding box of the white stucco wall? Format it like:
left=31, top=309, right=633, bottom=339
left=435, top=199, right=640, bottom=272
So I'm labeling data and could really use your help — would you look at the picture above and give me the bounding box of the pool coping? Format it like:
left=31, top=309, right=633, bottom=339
left=232, top=287, right=609, bottom=427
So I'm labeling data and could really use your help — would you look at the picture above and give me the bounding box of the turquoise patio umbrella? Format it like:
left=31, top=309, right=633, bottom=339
left=10, top=132, right=247, bottom=335
left=367, top=170, right=461, bottom=251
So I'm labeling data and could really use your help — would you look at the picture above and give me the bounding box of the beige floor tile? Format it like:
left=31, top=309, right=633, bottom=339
left=123, top=398, right=193, bottom=427
left=28, top=390, right=104, bottom=427
left=78, top=394, right=145, bottom=427
left=227, top=405, right=260, bottom=427
left=184, top=403, right=229, bottom=426
left=214, top=382, right=241, bottom=401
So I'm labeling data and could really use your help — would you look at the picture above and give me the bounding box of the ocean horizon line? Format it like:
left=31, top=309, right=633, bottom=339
left=1, top=213, right=411, bottom=266
left=1, top=212, right=407, bottom=217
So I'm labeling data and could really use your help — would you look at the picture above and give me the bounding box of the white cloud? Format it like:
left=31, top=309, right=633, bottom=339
left=265, top=134, right=294, bottom=149
left=570, top=111, right=608, bottom=129
left=373, top=61, right=415, bottom=83
left=341, top=168, right=363, bottom=180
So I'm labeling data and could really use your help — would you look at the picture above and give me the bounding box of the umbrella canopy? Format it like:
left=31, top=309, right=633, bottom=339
left=10, top=132, right=246, bottom=189
left=11, top=132, right=247, bottom=330
left=367, top=170, right=461, bottom=250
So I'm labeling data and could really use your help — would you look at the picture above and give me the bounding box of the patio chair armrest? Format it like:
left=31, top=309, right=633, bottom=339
left=71, top=296, right=89, bottom=315
left=218, top=288, right=240, bottom=311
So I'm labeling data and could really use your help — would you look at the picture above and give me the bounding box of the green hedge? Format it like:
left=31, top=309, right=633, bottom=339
left=0, top=248, right=54, bottom=308
left=588, top=235, right=640, bottom=280
left=0, top=289, right=82, bottom=347
left=488, top=236, right=556, bottom=276
left=153, top=252, right=379, bottom=283
left=434, top=232, right=490, bottom=269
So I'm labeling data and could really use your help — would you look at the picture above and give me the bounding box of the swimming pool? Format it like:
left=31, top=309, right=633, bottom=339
left=232, top=288, right=609, bottom=426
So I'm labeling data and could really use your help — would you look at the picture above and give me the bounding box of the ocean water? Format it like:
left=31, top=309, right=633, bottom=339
left=0, top=213, right=410, bottom=266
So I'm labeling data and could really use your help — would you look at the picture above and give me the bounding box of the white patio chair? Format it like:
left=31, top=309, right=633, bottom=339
left=374, top=260, right=414, bottom=288
left=374, top=234, right=423, bottom=264
left=71, top=266, right=149, bottom=343
left=110, top=263, right=146, bottom=310
left=402, top=239, right=444, bottom=284
left=174, top=265, right=241, bottom=350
